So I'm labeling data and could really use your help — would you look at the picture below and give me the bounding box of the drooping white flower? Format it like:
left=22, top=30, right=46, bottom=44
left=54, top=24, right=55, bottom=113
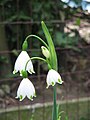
left=41, top=46, right=50, bottom=59
left=16, top=78, right=36, bottom=101
left=13, top=51, right=35, bottom=75
left=46, top=69, right=63, bottom=88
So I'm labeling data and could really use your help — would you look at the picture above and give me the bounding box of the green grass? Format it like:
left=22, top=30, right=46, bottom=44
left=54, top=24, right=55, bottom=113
left=0, top=100, right=90, bottom=120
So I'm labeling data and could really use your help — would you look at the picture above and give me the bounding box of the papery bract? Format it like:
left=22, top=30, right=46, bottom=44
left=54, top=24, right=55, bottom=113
left=16, top=78, right=36, bottom=101
left=46, top=69, right=63, bottom=88
left=13, top=51, right=35, bottom=75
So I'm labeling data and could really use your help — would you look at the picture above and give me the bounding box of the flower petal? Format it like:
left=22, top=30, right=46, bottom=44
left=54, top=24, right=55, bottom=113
left=46, top=70, right=55, bottom=88
left=13, top=51, right=29, bottom=72
left=26, top=59, right=35, bottom=74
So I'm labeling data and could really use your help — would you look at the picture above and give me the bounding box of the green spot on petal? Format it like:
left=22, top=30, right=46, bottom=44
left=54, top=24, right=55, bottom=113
left=52, top=82, right=55, bottom=86
left=58, top=78, right=63, bottom=84
left=20, top=95, right=23, bottom=101
left=30, top=96, right=33, bottom=101
left=29, top=70, right=32, bottom=74
left=58, top=79, right=61, bottom=83
left=29, top=69, right=35, bottom=74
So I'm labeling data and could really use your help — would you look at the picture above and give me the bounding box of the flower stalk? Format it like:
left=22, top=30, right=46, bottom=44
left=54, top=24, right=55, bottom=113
left=52, top=85, right=57, bottom=120
left=23, top=34, right=49, bottom=49
left=41, top=21, right=58, bottom=120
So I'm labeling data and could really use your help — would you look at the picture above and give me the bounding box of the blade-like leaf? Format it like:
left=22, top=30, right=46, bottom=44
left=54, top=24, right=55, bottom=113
left=41, top=21, right=57, bottom=71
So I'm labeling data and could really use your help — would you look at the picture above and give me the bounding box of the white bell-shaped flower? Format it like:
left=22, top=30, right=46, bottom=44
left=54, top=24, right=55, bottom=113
left=16, top=78, right=36, bottom=101
left=13, top=51, right=35, bottom=75
left=46, top=69, right=63, bottom=88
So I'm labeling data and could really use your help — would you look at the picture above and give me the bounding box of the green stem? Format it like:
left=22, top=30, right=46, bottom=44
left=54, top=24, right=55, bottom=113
left=52, top=85, right=57, bottom=120
left=25, top=56, right=51, bottom=71
left=31, top=56, right=57, bottom=120
left=31, top=57, right=52, bottom=69
left=31, top=57, right=47, bottom=63
left=41, top=21, right=58, bottom=120
left=25, top=34, right=49, bottom=48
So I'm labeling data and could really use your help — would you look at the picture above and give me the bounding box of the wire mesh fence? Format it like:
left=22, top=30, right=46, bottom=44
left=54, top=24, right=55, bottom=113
left=0, top=0, right=90, bottom=120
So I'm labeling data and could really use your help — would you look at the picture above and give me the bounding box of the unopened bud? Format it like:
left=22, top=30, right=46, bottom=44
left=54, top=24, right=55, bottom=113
left=41, top=46, right=50, bottom=58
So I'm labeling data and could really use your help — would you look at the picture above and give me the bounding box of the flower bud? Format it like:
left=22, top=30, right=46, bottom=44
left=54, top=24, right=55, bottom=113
left=41, top=46, right=50, bottom=59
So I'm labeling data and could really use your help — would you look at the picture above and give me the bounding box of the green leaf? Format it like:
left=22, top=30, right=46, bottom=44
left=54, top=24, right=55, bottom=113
left=41, top=21, right=57, bottom=71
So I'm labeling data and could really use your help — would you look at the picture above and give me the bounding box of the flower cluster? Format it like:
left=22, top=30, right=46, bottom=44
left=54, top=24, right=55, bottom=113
left=13, top=22, right=64, bottom=120
left=13, top=51, right=36, bottom=101
left=13, top=48, right=63, bottom=101
left=13, top=21, right=63, bottom=102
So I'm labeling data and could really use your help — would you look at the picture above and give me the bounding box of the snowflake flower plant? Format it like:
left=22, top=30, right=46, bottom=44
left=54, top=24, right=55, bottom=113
left=13, top=21, right=63, bottom=120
